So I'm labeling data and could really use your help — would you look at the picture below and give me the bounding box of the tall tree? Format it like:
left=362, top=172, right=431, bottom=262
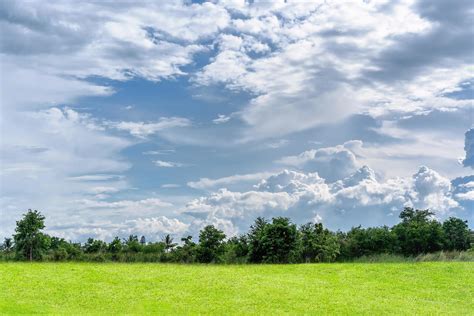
left=392, top=207, right=444, bottom=255
left=2, top=238, right=13, bottom=253
left=260, top=217, right=299, bottom=263
left=197, top=225, right=226, bottom=263
left=124, top=235, right=142, bottom=252
left=13, top=210, right=49, bottom=261
left=108, top=237, right=123, bottom=255
left=300, top=223, right=340, bottom=262
left=162, top=234, right=177, bottom=253
left=247, top=217, right=269, bottom=263
left=83, top=238, right=107, bottom=253
left=443, top=217, right=471, bottom=251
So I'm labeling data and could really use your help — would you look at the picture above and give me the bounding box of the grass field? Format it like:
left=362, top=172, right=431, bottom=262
left=1, top=262, right=473, bottom=315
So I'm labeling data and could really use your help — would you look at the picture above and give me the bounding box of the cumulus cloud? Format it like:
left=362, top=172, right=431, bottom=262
left=276, top=141, right=362, bottom=182
left=183, top=164, right=464, bottom=235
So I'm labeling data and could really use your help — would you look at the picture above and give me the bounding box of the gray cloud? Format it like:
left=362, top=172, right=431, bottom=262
left=365, top=0, right=474, bottom=83
left=462, top=129, right=474, bottom=168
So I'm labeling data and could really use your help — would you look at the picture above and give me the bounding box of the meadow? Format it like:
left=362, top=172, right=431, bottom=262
left=1, top=262, right=473, bottom=315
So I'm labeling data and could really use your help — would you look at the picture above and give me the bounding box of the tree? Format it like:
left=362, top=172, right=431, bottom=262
left=162, top=234, right=177, bottom=253
left=392, top=207, right=444, bottom=256
left=300, top=223, right=340, bottom=262
left=247, top=217, right=269, bottom=263
left=108, top=237, right=123, bottom=255
left=124, top=235, right=142, bottom=252
left=172, top=236, right=197, bottom=263
left=197, top=225, right=226, bottom=263
left=260, top=217, right=299, bottom=263
left=221, top=235, right=249, bottom=263
left=13, top=210, right=50, bottom=261
left=140, top=236, right=146, bottom=245
left=2, top=238, right=13, bottom=253
left=340, top=226, right=397, bottom=259
left=443, top=217, right=470, bottom=251
left=83, top=238, right=107, bottom=253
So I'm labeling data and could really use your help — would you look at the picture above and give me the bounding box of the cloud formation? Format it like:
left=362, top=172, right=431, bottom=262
left=462, top=129, right=474, bottom=168
left=276, top=141, right=361, bottom=182
left=183, top=164, right=462, bottom=236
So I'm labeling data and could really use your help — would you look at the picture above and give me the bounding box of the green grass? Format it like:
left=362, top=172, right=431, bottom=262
left=1, top=262, right=473, bottom=315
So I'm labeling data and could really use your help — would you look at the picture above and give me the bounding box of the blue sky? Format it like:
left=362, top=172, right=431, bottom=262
left=0, top=0, right=473, bottom=241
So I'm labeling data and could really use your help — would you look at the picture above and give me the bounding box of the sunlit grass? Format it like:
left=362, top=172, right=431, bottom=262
left=1, top=262, right=472, bottom=314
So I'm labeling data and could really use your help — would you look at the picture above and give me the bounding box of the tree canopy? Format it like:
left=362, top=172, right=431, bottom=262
left=2, top=207, right=472, bottom=263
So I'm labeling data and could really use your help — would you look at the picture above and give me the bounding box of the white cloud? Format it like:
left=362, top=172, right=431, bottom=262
left=190, top=0, right=473, bottom=141
left=154, top=160, right=186, bottom=168
left=74, top=198, right=172, bottom=210
left=183, top=164, right=464, bottom=235
left=0, top=107, right=134, bottom=238
left=213, top=114, right=231, bottom=124
left=277, top=141, right=361, bottom=182
left=161, top=184, right=181, bottom=188
left=456, top=191, right=474, bottom=201
left=107, top=118, right=191, bottom=138
left=46, top=215, right=189, bottom=242
left=187, top=172, right=272, bottom=190
left=123, top=216, right=190, bottom=237
left=142, top=149, right=175, bottom=155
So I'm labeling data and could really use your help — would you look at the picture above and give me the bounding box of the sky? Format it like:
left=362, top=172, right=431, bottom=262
left=0, top=0, right=473, bottom=242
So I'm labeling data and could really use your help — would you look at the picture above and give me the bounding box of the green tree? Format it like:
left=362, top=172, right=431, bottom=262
left=124, top=235, right=142, bottom=253
left=300, top=222, right=340, bottom=262
left=13, top=210, right=50, bottom=261
left=340, top=226, right=397, bottom=259
left=260, top=217, right=299, bottom=263
left=108, top=237, right=123, bottom=256
left=162, top=234, right=177, bottom=253
left=2, top=238, right=13, bottom=253
left=83, top=238, right=107, bottom=253
left=392, top=207, right=444, bottom=256
left=221, top=235, right=249, bottom=263
left=247, top=217, right=269, bottom=263
left=442, top=217, right=470, bottom=251
left=172, top=236, right=197, bottom=263
left=197, top=225, right=226, bottom=263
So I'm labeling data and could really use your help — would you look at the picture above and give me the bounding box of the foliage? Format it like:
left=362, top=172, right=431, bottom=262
left=197, top=225, right=226, bottom=263
left=392, top=208, right=444, bottom=256
left=442, top=217, right=471, bottom=251
left=13, top=210, right=49, bottom=261
left=300, top=222, right=340, bottom=262
left=258, top=217, right=299, bottom=263
left=247, top=217, right=268, bottom=263
left=2, top=207, right=472, bottom=263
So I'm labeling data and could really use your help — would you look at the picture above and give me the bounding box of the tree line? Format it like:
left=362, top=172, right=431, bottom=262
left=1, top=208, right=472, bottom=263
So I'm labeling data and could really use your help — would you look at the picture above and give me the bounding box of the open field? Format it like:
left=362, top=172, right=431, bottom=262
left=1, top=262, right=473, bottom=315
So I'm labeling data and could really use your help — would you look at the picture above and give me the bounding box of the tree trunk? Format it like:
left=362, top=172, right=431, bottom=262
left=29, top=247, right=33, bottom=261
